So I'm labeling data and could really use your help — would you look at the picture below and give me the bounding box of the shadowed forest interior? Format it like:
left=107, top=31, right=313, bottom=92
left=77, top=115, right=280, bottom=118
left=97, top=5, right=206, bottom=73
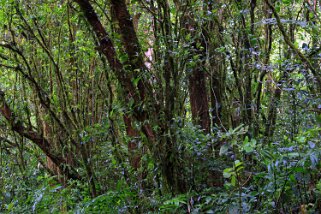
left=1, top=0, right=321, bottom=213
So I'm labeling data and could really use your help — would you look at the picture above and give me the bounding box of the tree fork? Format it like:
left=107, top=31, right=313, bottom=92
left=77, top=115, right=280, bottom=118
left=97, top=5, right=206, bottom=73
left=0, top=90, right=81, bottom=181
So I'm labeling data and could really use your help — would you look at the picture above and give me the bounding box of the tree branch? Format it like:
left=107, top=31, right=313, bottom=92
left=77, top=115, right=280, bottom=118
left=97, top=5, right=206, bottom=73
left=266, top=0, right=321, bottom=92
left=0, top=90, right=81, bottom=180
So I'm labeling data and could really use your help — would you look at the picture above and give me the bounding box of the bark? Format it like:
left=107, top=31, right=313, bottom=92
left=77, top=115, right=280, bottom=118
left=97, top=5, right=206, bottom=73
left=0, top=90, right=80, bottom=181
left=110, top=0, right=145, bottom=70
left=160, top=0, right=187, bottom=192
left=184, top=3, right=210, bottom=133
left=266, top=0, right=321, bottom=93
left=206, top=0, right=226, bottom=129
left=240, top=7, right=253, bottom=129
left=109, top=1, right=143, bottom=172
left=210, top=73, right=223, bottom=127
left=74, top=0, right=155, bottom=133
left=38, top=103, right=64, bottom=183
left=264, top=87, right=281, bottom=139
left=74, top=1, right=160, bottom=193
left=124, top=115, right=141, bottom=169
left=75, top=0, right=190, bottom=193
left=255, top=0, right=273, bottom=137
left=189, top=69, right=210, bottom=132
left=74, top=0, right=134, bottom=94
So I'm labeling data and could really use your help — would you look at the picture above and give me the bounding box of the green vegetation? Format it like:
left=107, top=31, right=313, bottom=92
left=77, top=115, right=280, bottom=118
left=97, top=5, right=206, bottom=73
left=1, top=0, right=321, bottom=213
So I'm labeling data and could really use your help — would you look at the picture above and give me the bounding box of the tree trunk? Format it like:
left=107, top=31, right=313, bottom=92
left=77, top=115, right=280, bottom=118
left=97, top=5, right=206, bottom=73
left=189, top=68, right=210, bottom=132
left=0, top=90, right=81, bottom=181
left=184, top=2, right=210, bottom=133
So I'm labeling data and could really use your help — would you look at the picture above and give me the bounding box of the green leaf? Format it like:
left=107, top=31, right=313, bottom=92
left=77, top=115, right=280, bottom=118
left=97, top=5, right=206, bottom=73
left=119, top=54, right=128, bottom=63
left=316, top=114, right=321, bottom=124
left=234, top=160, right=244, bottom=172
left=132, top=76, right=141, bottom=87
left=7, top=202, right=14, bottom=211
left=244, top=145, right=254, bottom=153
left=243, top=138, right=256, bottom=153
left=234, top=160, right=242, bottom=168
left=296, top=136, right=306, bottom=143
left=282, top=0, right=291, bottom=5
left=231, top=176, right=237, bottom=186
left=288, top=152, right=299, bottom=158
left=219, top=144, right=229, bottom=156
left=223, top=168, right=233, bottom=178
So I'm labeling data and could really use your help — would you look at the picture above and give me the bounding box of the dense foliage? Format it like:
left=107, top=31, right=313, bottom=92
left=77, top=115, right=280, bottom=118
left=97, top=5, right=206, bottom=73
left=1, top=0, right=321, bottom=213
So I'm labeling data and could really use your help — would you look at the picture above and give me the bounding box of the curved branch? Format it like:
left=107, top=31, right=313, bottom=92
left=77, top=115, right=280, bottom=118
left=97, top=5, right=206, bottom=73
left=74, top=0, right=156, bottom=142
left=0, top=90, right=81, bottom=180
left=266, top=0, right=321, bottom=92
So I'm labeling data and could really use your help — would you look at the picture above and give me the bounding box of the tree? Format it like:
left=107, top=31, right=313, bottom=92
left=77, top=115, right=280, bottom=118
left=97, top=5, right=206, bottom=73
left=2, top=0, right=321, bottom=212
